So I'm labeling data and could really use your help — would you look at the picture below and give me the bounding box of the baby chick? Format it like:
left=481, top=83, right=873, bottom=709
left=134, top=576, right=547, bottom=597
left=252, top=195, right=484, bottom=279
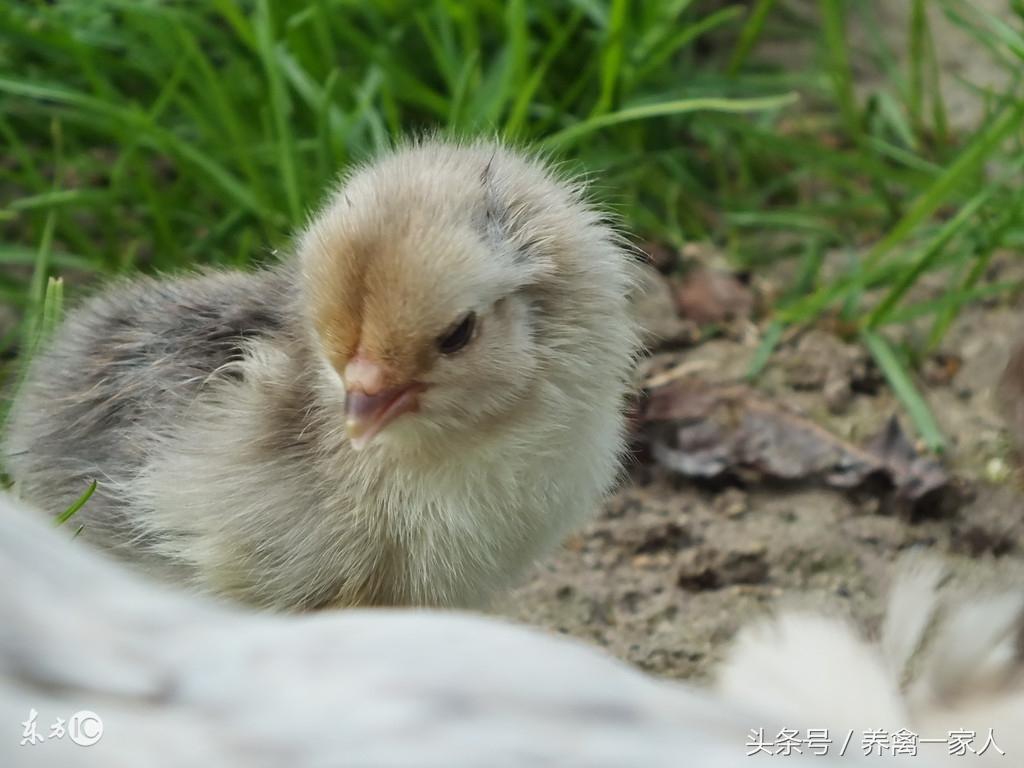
left=4, top=139, right=639, bottom=611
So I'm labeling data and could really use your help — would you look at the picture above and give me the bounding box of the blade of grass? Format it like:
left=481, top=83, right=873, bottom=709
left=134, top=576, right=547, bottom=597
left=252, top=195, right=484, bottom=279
left=883, top=280, right=1019, bottom=327
left=255, top=0, right=302, bottom=224
left=542, top=92, right=798, bottom=149
left=925, top=15, right=949, bottom=146
left=747, top=238, right=826, bottom=377
left=859, top=99, right=1024, bottom=270
left=780, top=98, right=1024, bottom=323
left=820, top=0, right=862, bottom=142
left=861, top=329, right=945, bottom=451
left=746, top=320, right=783, bottom=378
left=635, top=6, right=746, bottom=84
left=39, top=277, right=64, bottom=344
left=504, top=8, right=583, bottom=137
left=927, top=190, right=1024, bottom=348
left=0, top=245, right=96, bottom=272
left=864, top=189, right=990, bottom=328
left=728, top=0, right=778, bottom=75
left=26, top=119, right=62, bottom=320
left=907, top=0, right=926, bottom=139
left=0, top=78, right=272, bottom=218
left=2, top=273, right=64, bottom=435
left=55, top=480, right=97, bottom=526
left=591, top=0, right=628, bottom=118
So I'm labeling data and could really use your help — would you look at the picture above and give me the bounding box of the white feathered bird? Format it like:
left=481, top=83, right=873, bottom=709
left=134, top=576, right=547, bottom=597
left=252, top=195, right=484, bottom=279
left=2, top=492, right=1021, bottom=766
left=0, top=492, right=827, bottom=768
left=718, top=555, right=1024, bottom=765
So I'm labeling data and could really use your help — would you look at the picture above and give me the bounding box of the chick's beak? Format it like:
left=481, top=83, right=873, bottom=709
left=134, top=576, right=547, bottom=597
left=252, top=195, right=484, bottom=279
left=343, top=357, right=423, bottom=450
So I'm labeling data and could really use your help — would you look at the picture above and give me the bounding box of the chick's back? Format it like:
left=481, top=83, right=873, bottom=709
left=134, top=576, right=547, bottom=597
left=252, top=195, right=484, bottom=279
left=4, top=268, right=294, bottom=556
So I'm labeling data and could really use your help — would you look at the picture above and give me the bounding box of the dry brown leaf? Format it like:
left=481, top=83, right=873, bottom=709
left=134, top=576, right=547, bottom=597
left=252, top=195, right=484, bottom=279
left=671, top=266, right=754, bottom=325
left=638, top=377, right=954, bottom=513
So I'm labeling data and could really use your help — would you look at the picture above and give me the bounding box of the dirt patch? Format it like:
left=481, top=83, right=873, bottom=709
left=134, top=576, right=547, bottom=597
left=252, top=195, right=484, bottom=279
left=495, top=264, right=1024, bottom=682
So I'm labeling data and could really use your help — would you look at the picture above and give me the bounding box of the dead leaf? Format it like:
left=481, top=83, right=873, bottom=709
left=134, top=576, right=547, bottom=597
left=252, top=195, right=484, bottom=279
left=630, top=264, right=701, bottom=350
left=671, top=266, right=754, bottom=325
left=639, top=377, right=955, bottom=514
left=864, top=416, right=952, bottom=511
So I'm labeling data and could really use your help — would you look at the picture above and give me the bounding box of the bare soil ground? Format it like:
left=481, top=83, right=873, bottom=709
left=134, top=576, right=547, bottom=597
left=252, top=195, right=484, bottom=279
left=496, top=260, right=1024, bottom=682
left=496, top=0, right=1024, bottom=685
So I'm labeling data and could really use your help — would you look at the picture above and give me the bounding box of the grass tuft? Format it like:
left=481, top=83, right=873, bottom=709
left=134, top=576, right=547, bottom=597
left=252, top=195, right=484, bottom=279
left=1, top=1, right=1023, bottom=448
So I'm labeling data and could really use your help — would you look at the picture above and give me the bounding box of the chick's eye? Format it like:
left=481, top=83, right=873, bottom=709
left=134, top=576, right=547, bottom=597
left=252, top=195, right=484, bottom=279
left=437, top=311, right=477, bottom=355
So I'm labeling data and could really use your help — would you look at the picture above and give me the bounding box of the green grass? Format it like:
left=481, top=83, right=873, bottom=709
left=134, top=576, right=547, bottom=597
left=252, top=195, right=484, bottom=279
left=54, top=479, right=95, bottom=534
left=2, top=0, right=1024, bottom=450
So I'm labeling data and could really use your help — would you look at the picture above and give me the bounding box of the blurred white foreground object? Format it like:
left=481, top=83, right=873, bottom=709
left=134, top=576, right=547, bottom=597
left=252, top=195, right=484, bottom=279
left=0, top=492, right=842, bottom=767
left=719, top=554, right=1024, bottom=765
left=4, top=491, right=1021, bottom=766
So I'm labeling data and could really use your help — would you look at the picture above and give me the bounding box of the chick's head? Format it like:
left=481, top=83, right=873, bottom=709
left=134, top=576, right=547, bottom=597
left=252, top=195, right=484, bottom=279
left=298, top=139, right=637, bottom=453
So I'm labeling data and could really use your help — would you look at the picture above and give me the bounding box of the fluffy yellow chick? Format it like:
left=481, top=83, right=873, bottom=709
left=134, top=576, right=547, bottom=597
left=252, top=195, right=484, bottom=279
left=4, top=139, right=639, bottom=610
